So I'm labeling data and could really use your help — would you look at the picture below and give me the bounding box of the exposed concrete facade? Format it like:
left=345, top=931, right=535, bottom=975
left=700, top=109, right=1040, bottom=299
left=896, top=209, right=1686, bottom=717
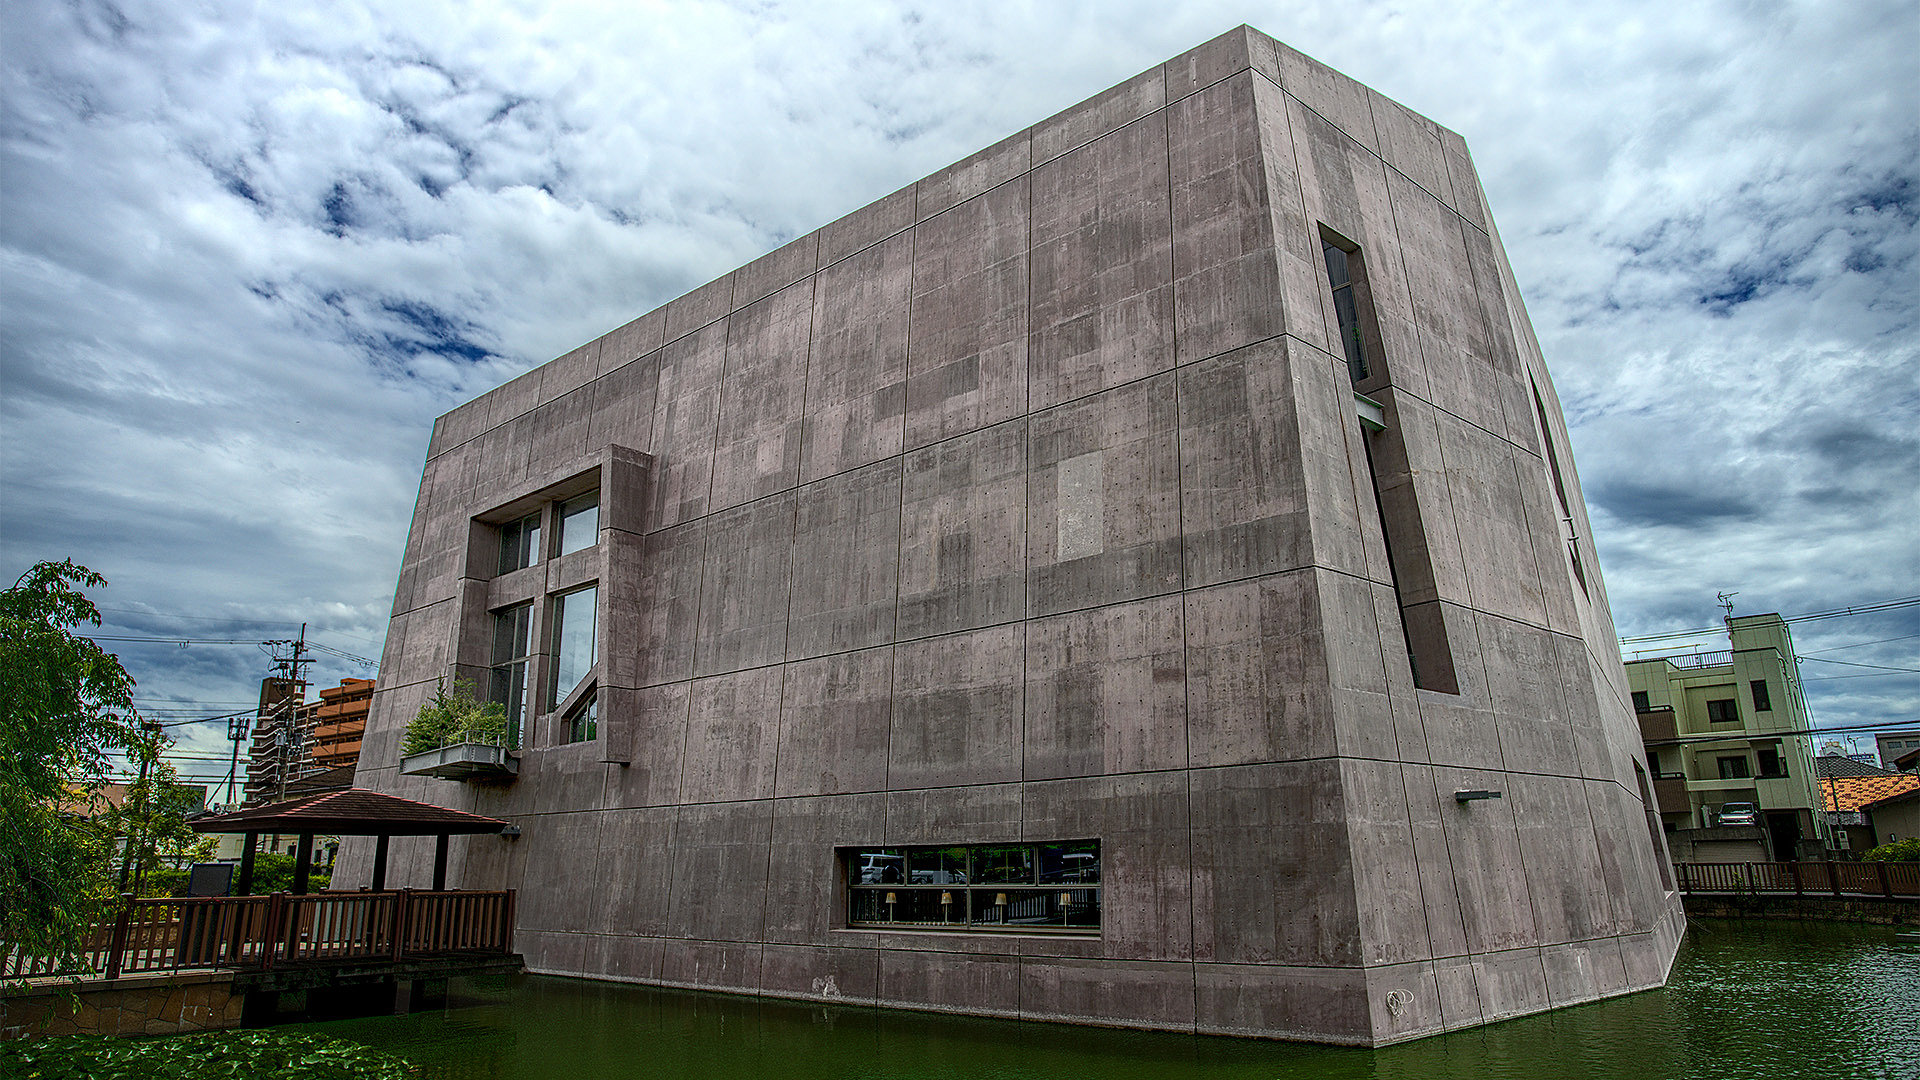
left=341, top=26, right=1684, bottom=1045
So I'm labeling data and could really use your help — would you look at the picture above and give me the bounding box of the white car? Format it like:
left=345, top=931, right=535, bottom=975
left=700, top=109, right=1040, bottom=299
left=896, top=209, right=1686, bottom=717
left=1717, top=802, right=1759, bottom=827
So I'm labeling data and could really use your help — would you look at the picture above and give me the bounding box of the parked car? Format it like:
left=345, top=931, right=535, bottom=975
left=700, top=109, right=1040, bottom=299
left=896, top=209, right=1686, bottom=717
left=1717, top=802, right=1759, bottom=827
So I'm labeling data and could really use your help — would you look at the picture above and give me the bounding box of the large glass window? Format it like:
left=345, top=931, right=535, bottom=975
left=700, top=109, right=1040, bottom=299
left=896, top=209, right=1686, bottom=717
left=497, top=513, right=541, bottom=575
left=846, top=841, right=1100, bottom=932
left=488, top=603, right=534, bottom=747
left=556, top=492, right=599, bottom=556
left=549, top=584, right=598, bottom=710
left=1706, top=698, right=1739, bottom=724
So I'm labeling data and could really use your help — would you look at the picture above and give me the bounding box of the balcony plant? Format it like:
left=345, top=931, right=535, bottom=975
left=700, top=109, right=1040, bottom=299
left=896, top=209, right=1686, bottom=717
left=401, top=677, right=509, bottom=756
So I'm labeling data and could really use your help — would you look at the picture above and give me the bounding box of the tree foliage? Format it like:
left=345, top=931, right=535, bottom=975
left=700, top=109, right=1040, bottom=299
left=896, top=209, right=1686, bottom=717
left=88, top=747, right=219, bottom=897
left=1862, top=836, right=1920, bottom=862
left=0, top=561, right=146, bottom=966
left=401, top=676, right=508, bottom=756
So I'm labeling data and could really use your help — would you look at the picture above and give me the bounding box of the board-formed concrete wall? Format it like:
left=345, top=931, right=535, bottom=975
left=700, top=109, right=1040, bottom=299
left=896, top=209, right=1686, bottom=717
left=341, top=25, right=1685, bottom=1045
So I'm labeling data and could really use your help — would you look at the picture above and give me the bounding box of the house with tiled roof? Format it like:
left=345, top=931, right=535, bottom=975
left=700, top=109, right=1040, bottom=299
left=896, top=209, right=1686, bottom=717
left=1817, top=755, right=1920, bottom=852
left=1862, top=787, right=1920, bottom=850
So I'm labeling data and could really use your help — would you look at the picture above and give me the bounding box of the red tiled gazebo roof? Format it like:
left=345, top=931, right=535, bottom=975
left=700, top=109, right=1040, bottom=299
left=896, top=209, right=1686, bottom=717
left=191, top=788, right=508, bottom=836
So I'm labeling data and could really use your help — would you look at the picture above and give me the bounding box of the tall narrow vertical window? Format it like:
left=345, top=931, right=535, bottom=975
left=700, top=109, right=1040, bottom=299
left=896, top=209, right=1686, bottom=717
left=1323, top=223, right=1457, bottom=694
left=497, top=513, right=541, bottom=575
left=1531, top=383, right=1587, bottom=595
left=556, top=492, right=600, bottom=556
left=489, top=603, right=534, bottom=748
left=549, top=584, right=598, bottom=710
left=1750, top=679, right=1772, bottom=712
left=1321, top=237, right=1371, bottom=384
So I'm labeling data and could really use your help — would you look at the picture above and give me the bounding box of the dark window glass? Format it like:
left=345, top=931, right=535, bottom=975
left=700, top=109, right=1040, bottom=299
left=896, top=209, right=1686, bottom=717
left=549, top=585, right=598, bottom=710
left=974, top=845, right=1035, bottom=885
left=488, top=603, right=534, bottom=747
left=497, top=513, right=541, bottom=575
left=1757, top=745, right=1784, bottom=778
left=1750, top=679, right=1772, bottom=712
left=1717, top=756, right=1751, bottom=780
left=847, top=842, right=1100, bottom=933
left=566, top=692, right=597, bottom=744
left=851, top=849, right=904, bottom=885
left=557, top=492, right=600, bottom=556
left=1321, top=238, right=1370, bottom=383
left=907, top=847, right=969, bottom=885
left=1631, top=691, right=1650, bottom=713
left=1038, top=841, right=1100, bottom=885
left=1706, top=698, right=1739, bottom=723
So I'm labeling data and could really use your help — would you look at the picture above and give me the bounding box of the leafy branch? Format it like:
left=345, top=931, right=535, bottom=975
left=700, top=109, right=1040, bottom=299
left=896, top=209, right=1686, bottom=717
left=400, top=677, right=509, bottom=756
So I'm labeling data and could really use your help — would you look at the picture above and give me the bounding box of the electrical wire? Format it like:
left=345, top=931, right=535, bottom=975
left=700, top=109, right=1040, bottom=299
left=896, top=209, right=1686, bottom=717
left=1618, top=594, right=1920, bottom=645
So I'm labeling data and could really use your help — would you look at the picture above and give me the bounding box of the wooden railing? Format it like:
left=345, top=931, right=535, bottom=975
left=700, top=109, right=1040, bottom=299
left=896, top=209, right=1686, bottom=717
left=1674, top=861, right=1920, bottom=898
left=3, top=889, right=514, bottom=981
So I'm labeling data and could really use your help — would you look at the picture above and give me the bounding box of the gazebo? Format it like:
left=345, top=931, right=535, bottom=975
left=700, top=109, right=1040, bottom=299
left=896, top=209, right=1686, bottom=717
left=192, top=788, right=510, bottom=895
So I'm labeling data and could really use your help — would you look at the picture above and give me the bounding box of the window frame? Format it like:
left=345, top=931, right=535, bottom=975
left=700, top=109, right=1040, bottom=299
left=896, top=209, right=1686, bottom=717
left=844, top=841, right=1102, bottom=935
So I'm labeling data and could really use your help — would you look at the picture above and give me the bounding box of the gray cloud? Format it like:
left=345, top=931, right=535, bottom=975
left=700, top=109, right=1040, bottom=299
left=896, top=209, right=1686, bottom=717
left=4, top=0, right=1916, bottom=782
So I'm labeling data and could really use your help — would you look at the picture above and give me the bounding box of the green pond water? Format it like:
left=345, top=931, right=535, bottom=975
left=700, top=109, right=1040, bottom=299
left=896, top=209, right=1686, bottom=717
left=290, top=919, right=1919, bottom=1080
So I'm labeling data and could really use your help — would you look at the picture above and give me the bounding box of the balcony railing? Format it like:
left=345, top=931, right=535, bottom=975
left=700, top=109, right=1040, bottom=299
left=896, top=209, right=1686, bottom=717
left=2, top=889, right=515, bottom=981
left=1674, top=861, right=1919, bottom=898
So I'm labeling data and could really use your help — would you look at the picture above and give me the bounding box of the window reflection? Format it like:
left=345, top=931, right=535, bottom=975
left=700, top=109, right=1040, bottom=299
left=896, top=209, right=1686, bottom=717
left=557, top=492, right=599, bottom=556
left=846, top=842, right=1100, bottom=933
left=549, top=584, right=597, bottom=711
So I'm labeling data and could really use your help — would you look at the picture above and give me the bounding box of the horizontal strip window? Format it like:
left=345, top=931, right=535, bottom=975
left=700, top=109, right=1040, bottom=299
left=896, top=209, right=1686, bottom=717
left=845, top=842, right=1100, bottom=933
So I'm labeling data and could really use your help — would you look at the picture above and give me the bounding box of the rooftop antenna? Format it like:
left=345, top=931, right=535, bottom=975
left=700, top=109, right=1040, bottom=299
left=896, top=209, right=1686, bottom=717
left=1717, top=591, right=1738, bottom=620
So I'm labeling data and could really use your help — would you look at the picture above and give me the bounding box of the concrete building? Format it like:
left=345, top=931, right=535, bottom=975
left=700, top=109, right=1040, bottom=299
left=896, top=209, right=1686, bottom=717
left=246, top=678, right=374, bottom=806
left=1876, top=730, right=1920, bottom=772
left=342, top=26, right=1683, bottom=1045
left=1629, top=613, right=1830, bottom=861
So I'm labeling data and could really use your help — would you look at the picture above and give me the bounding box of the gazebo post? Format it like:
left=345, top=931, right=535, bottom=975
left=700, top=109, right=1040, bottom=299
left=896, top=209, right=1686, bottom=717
left=432, top=833, right=450, bottom=891
left=294, top=832, right=315, bottom=894
left=237, top=832, right=259, bottom=895
left=372, top=833, right=390, bottom=891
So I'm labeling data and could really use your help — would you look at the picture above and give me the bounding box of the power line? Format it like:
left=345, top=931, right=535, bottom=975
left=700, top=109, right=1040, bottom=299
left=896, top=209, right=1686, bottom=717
left=1618, top=595, right=1920, bottom=646
left=1798, top=655, right=1920, bottom=674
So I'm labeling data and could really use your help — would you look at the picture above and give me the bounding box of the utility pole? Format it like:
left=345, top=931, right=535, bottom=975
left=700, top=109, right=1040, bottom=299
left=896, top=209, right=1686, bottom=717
left=276, top=625, right=310, bottom=803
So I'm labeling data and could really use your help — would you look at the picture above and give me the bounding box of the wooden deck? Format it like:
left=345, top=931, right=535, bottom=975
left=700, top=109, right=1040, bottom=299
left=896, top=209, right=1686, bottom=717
left=4, top=889, right=517, bottom=983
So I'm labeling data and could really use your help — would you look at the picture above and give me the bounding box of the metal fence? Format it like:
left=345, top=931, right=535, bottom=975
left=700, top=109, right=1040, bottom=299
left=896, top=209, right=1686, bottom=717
left=1674, top=861, right=1920, bottom=898
left=3, top=889, right=515, bottom=981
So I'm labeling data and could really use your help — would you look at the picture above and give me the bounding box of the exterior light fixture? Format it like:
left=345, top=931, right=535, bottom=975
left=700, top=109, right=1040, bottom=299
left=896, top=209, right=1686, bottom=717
left=500, top=824, right=522, bottom=839
left=1454, top=790, right=1502, bottom=803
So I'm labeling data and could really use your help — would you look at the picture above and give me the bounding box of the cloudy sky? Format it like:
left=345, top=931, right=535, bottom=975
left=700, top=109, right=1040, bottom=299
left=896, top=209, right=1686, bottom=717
left=4, top=0, right=1915, bottom=788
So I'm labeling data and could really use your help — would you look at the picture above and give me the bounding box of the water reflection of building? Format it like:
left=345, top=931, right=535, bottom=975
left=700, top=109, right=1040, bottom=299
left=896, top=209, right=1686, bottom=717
left=342, top=25, right=1684, bottom=1046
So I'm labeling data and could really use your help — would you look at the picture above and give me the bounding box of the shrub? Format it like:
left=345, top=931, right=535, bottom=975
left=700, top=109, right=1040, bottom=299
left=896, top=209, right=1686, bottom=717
left=400, top=677, right=508, bottom=756
left=1862, top=836, right=1920, bottom=862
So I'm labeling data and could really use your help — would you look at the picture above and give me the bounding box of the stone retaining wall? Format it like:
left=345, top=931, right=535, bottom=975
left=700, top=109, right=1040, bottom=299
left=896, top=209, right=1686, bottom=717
left=0, top=972, right=244, bottom=1040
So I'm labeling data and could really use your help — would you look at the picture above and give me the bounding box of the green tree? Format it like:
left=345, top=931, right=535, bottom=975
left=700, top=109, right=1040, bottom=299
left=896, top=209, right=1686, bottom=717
left=0, top=561, right=146, bottom=968
left=93, top=747, right=219, bottom=897
left=401, top=676, right=508, bottom=755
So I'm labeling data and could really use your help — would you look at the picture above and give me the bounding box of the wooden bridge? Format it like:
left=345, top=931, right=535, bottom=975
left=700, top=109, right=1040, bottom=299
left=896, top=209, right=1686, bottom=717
left=3, top=889, right=520, bottom=1037
left=5, top=888, right=516, bottom=982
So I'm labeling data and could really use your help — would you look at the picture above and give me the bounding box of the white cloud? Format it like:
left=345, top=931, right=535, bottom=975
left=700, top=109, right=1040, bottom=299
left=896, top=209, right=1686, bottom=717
left=3, top=0, right=1916, bottom=782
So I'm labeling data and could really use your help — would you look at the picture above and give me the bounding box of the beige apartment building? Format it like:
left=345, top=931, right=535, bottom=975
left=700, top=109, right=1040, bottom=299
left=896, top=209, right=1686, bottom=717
left=1630, top=613, right=1829, bottom=860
